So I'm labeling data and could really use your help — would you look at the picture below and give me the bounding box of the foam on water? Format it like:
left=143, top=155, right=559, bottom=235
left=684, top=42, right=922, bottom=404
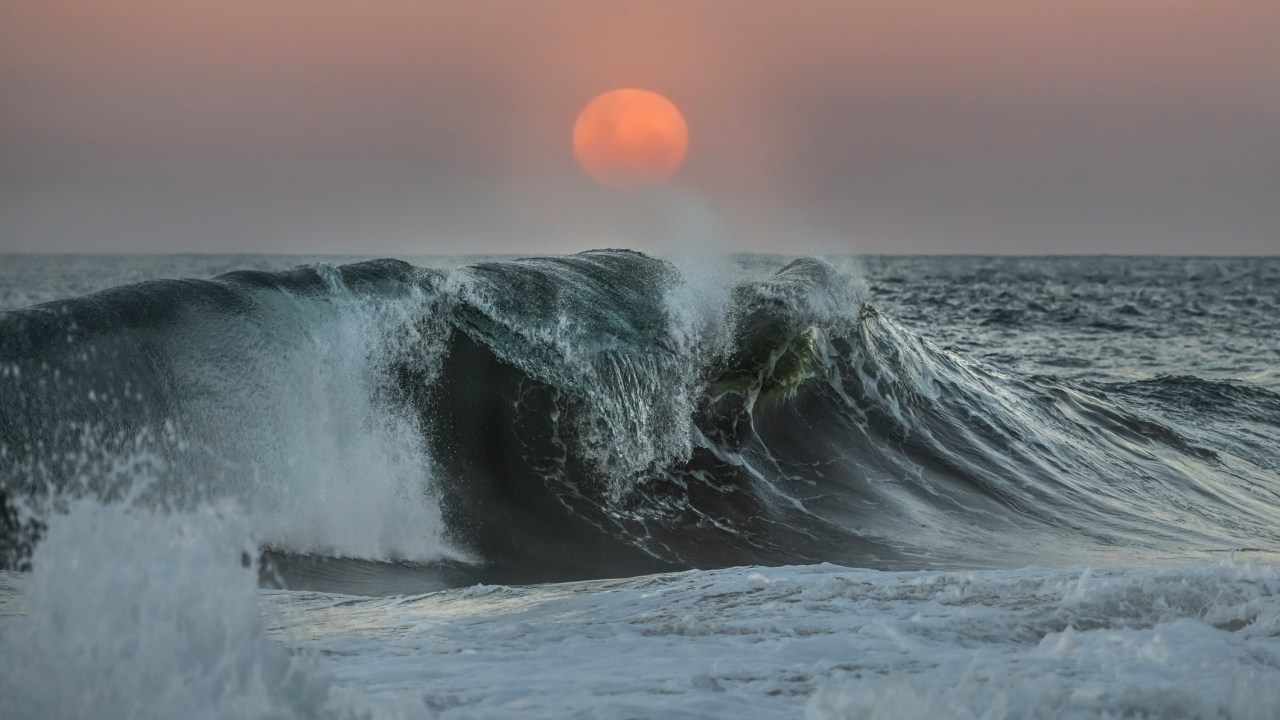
left=253, top=562, right=1280, bottom=719
left=0, top=500, right=391, bottom=719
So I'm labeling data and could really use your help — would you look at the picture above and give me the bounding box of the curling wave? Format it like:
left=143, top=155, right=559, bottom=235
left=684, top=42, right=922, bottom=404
left=2, top=250, right=1278, bottom=589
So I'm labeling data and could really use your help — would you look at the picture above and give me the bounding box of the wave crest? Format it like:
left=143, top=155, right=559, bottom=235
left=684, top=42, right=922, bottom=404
left=2, top=251, right=1278, bottom=585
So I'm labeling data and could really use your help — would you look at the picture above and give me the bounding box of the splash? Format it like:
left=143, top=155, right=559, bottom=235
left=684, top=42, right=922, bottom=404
left=0, top=500, right=372, bottom=719
left=0, top=262, right=463, bottom=564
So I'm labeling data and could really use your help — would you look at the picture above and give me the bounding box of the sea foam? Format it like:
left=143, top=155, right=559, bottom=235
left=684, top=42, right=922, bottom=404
left=0, top=500, right=378, bottom=719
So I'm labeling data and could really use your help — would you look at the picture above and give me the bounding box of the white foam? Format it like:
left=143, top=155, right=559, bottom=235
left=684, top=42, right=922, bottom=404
left=0, top=500, right=398, bottom=719
left=247, top=563, right=1280, bottom=719
left=4, top=510, right=1278, bottom=719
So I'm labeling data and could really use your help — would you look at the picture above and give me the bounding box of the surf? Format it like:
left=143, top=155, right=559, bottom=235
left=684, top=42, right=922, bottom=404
left=2, top=251, right=1278, bottom=591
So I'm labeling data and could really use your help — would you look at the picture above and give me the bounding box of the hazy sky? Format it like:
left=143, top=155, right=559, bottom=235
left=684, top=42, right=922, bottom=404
left=2, top=1, right=1277, bottom=255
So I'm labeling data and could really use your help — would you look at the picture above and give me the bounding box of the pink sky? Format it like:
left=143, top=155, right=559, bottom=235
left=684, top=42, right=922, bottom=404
left=2, top=1, right=1277, bottom=254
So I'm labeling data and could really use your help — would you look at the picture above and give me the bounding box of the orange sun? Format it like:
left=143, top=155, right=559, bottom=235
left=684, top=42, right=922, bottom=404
left=573, top=88, right=689, bottom=188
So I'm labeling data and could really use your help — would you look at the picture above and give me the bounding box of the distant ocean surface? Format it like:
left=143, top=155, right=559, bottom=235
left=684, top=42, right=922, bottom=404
left=2, top=252, right=1278, bottom=718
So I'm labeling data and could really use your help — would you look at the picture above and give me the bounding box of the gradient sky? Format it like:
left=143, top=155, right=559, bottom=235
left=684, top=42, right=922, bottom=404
left=2, top=1, right=1277, bottom=255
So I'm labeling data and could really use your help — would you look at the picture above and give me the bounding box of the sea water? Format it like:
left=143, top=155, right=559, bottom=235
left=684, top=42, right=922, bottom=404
left=1, top=253, right=1278, bottom=718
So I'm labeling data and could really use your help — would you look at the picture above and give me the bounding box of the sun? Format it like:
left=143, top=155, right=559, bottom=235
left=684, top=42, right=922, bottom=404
left=573, top=88, right=689, bottom=188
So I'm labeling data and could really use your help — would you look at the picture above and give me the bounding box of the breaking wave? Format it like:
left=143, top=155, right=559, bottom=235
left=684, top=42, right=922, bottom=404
left=2, top=250, right=1278, bottom=588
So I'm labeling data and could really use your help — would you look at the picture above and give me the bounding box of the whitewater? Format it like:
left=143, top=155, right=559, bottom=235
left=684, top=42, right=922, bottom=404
left=1, top=252, right=1278, bottom=718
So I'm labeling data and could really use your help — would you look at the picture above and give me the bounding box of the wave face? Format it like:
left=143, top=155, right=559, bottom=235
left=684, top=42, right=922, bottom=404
left=2, top=252, right=1278, bottom=590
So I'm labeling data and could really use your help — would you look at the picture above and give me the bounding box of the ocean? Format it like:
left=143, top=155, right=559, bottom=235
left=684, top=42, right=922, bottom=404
left=1, top=252, right=1278, bottom=718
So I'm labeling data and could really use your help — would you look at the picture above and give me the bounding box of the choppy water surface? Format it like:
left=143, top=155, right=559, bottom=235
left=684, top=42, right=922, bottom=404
left=1, top=252, right=1277, bottom=718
